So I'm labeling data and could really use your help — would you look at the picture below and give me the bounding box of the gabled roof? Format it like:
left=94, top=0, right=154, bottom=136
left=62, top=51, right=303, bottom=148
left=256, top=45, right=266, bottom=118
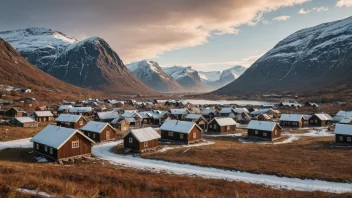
left=334, top=124, right=352, bottom=136
left=122, top=127, right=160, bottom=142
left=124, top=117, right=136, bottom=123
left=160, top=120, right=201, bottom=134
left=333, top=110, right=352, bottom=122
left=185, top=114, right=202, bottom=120
left=120, top=112, right=136, bottom=118
left=280, top=114, right=303, bottom=122
left=58, top=105, right=73, bottom=111
left=31, top=125, right=95, bottom=149
left=81, top=121, right=114, bottom=133
left=14, top=117, right=36, bottom=123
left=69, top=107, right=92, bottom=113
left=202, top=108, right=218, bottom=115
left=313, top=113, right=332, bottom=121
left=259, top=113, right=271, bottom=120
left=169, top=109, right=188, bottom=115
left=219, top=108, right=234, bottom=114
left=210, top=117, right=237, bottom=126
left=137, top=112, right=150, bottom=119
left=250, top=108, right=272, bottom=115
left=339, top=118, right=352, bottom=124
left=247, top=120, right=281, bottom=132
left=97, top=111, right=119, bottom=120
left=55, top=114, right=83, bottom=123
left=234, top=108, right=249, bottom=114
left=33, top=111, right=53, bottom=117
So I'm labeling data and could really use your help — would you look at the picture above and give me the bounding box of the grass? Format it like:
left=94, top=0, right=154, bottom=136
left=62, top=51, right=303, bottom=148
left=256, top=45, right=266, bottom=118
left=0, top=122, right=50, bottom=141
left=144, top=135, right=352, bottom=183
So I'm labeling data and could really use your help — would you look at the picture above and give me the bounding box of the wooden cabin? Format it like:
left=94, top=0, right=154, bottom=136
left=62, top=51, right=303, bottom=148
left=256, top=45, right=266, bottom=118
left=112, top=119, right=130, bottom=131
left=32, top=111, right=55, bottom=122
left=81, top=121, right=117, bottom=142
left=279, top=114, right=304, bottom=128
left=309, top=113, right=332, bottom=127
left=160, top=120, right=202, bottom=144
left=123, top=127, right=160, bottom=152
left=247, top=120, right=282, bottom=141
left=257, top=113, right=272, bottom=121
left=201, top=108, right=219, bottom=121
left=185, top=114, right=208, bottom=130
left=149, top=111, right=168, bottom=126
left=69, top=107, right=93, bottom=116
left=31, top=125, right=95, bottom=161
left=168, top=109, right=189, bottom=120
left=10, top=117, right=38, bottom=128
left=55, top=114, right=87, bottom=129
left=334, top=124, right=352, bottom=145
left=96, top=111, right=119, bottom=122
left=219, top=108, right=234, bottom=117
left=137, top=112, right=151, bottom=125
left=57, top=105, right=73, bottom=114
left=6, top=107, right=26, bottom=117
left=207, top=117, right=237, bottom=133
left=304, top=102, right=319, bottom=108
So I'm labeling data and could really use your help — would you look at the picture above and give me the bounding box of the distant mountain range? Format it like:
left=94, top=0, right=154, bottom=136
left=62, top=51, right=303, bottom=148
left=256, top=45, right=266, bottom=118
left=0, top=27, right=156, bottom=95
left=199, top=66, right=246, bottom=90
left=215, top=16, right=352, bottom=95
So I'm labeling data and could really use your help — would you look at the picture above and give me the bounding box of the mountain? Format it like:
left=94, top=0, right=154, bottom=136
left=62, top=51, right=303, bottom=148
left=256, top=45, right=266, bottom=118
left=163, top=66, right=210, bottom=92
left=126, top=60, right=185, bottom=92
left=199, top=66, right=247, bottom=90
left=0, top=37, right=99, bottom=100
left=0, top=27, right=156, bottom=95
left=215, top=17, right=352, bottom=95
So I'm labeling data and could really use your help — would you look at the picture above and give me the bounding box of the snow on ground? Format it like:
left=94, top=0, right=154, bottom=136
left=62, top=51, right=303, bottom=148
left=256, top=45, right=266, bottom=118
left=0, top=138, right=32, bottom=150
left=158, top=141, right=215, bottom=153
left=92, top=141, right=352, bottom=193
left=17, top=188, right=53, bottom=197
left=203, top=133, right=243, bottom=137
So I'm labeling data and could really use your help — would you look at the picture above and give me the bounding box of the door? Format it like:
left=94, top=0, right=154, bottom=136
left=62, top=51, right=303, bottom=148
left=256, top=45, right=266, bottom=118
left=106, top=131, right=111, bottom=140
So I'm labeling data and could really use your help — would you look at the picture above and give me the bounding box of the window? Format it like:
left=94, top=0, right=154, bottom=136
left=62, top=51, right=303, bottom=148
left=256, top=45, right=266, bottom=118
left=87, top=133, right=90, bottom=137
left=44, top=146, right=48, bottom=152
left=93, top=134, right=96, bottom=138
left=144, top=142, right=148, bottom=148
left=36, top=144, right=39, bottom=150
left=340, top=136, right=343, bottom=141
left=129, top=138, right=133, bottom=143
left=168, top=132, right=174, bottom=136
left=43, top=118, right=46, bottom=122
left=214, top=124, right=217, bottom=129
left=209, top=125, right=212, bottom=129
left=193, top=132, right=196, bottom=139
left=180, top=134, right=184, bottom=139
left=310, top=120, right=313, bottom=124
left=79, top=121, right=84, bottom=126
left=255, top=130, right=258, bottom=135
left=348, top=137, right=351, bottom=142
left=263, top=133, right=267, bottom=137
left=275, top=130, right=277, bottom=136
left=50, top=148, right=53, bottom=154
left=314, top=120, right=318, bottom=124
left=293, top=122, right=298, bottom=126
left=72, top=141, right=79, bottom=148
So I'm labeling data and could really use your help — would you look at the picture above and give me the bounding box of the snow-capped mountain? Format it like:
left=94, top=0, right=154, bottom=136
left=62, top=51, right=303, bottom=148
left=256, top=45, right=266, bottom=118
left=215, top=17, right=352, bottom=94
left=163, top=66, right=209, bottom=92
left=199, top=66, right=247, bottom=90
left=0, top=27, right=156, bottom=95
left=126, top=60, right=185, bottom=92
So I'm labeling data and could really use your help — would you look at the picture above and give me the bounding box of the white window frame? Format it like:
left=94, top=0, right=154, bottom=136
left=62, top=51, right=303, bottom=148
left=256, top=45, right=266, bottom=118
left=255, top=130, right=258, bottom=135
left=43, top=118, right=46, bottom=122
left=348, top=137, right=351, bottom=142
left=129, top=138, right=133, bottom=143
left=72, top=141, right=79, bottom=148
left=50, top=147, right=53, bottom=154
left=275, top=130, right=277, bottom=136
left=93, top=134, right=96, bottom=138
left=36, top=144, right=39, bottom=150
left=180, top=134, right=184, bottom=139
left=44, top=145, right=48, bottom=152
left=193, top=132, right=196, bottom=139
left=168, top=132, right=174, bottom=137
left=87, top=133, right=90, bottom=137
left=79, top=120, right=84, bottom=126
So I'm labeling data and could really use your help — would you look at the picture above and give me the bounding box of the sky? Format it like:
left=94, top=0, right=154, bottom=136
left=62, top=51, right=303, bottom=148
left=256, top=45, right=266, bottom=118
left=0, top=0, right=352, bottom=72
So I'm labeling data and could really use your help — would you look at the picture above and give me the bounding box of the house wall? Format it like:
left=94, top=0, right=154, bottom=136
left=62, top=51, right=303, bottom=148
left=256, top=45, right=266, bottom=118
left=309, top=115, right=331, bottom=127
left=207, top=120, right=236, bottom=133
left=247, top=125, right=281, bottom=140
left=161, top=125, right=201, bottom=143
left=35, top=116, right=54, bottom=122
left=280, top=118, right=303, bottom=128
left=335, top=134, right=352, bottom=145
left=139, top=139, right=159, bottom=151
left=56, top=117, right=87, bottom=129
left=58, top=133, right=92, bottom=159
left=33, top=142, right=58, bottom=160
left=82, top=125, right=116, bottom=143
left=123, top=133, right=140, bottom=150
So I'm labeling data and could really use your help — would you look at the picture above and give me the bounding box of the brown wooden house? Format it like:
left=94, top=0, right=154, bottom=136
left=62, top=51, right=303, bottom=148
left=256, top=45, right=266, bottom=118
left=207, top=117, right=237, bottom=133
left=185, top=114, right=208, bottom=130
left=81, top=121, right=117, bottom=142
left=96, top=111, right=119, bottom=122
left=122, top=127, right=160, bottom=152
left=31, top=125, right=95, bottom=161
left=308, top=113, right=332, bottom=127
left=160, top=120, right=202, bottom=144
left=334, top=124, right=352, bottom=145
left=55, top=114, right=87, bottom=129
left=6, top=107, right=26, bottom=117
left=10, top=117, right=38, bottom=128
left=257, top=113, right=272, bottom=121
left=247, top=120, right=282, bottom=141
left=279, top=114, right=304, bottom=128
left=32, top=111, right=55, bottom=122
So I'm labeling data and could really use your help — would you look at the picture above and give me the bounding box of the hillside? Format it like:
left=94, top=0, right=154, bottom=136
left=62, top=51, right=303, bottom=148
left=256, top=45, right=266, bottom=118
left=200, top=66, right=246, bottom=90
left=0, top=28, right=157, bottom=95
left=126, top=60, right=185, bottom=92
left=215, top=17, right=352, bottom=95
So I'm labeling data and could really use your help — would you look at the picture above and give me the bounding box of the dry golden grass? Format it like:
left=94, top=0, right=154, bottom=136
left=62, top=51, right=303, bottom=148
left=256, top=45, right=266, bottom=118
left=0, top=149, right=348, bottom=198
left=144, top=136, right=352, bottom=183
left=0, top=122, right=50, bottom=141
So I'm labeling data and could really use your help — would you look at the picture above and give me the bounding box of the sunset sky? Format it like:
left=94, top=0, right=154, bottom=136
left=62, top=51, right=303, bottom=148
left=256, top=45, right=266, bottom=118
left=1, top=0, right=352, bottom=71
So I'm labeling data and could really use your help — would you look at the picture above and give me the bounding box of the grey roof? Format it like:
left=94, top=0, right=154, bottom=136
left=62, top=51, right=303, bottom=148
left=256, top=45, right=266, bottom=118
left=280, top=114, right=303, bottom=122
left=334, top=124, right=352, bottom=136
left=81, top=121, right=113, bottom=133
left=210, top=117, right=237, bottom=126
left=247, top=120, right=280, bottom=132
left=55, top=114, right=83, bottom=123
left=122, top=127, right=160, bottom=142
left=14, top=117, right=36, bottom=123
left=34, top=111, right=53, bottom=117
left=160, top=120, right=200, bottom=134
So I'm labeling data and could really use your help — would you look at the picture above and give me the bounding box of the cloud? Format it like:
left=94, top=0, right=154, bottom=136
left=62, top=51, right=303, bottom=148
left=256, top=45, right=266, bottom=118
left=298, top=6, right=329, bottom=14
left=0, top=0, right=310, bottom=62
left=336, top=0, right=352, bottom=7
left=273, top=16, right=291, bottom=21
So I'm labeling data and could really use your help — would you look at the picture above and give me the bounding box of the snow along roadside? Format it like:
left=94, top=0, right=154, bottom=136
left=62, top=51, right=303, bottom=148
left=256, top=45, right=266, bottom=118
left=157, top=141, right=215, bottom=153
left=92, top=141, right=352, bottom=194
left=0, top=138, right=32, bottom=150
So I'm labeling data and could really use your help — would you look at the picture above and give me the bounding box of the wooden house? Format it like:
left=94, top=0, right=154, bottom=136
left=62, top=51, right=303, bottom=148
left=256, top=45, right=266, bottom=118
left=35, top=105, right=48, bottom=111
left=137, top=112, right=151, bottom=125
left=149, top=111, right=168, bottom=125
left=32, top=111, right=54, bottom=122
left=279, top=114, right=304, bottom=128
left=201, top=108, right=219, bottom=121
left=168, top=109, right=189, bottom=120
left=122, top=127, right=160, bottom=152
left=219, top=108, right=234, bottom=117
left=58, top=105, right=73, bottom=114
left=339, top=118, right=352, bottom=125
left=247, top=120, right=282, bottom=141
left=309, top=113, right=332, bottom=127
left=96, top=111, right=119, bottom=122
left=69, top=107, right=93, bottom=116
left=112, top=118, right=131, bottom=131
left=334, top=124, right=352, bottom=145
left=257, top=113, right=272, bottom=121
left=10, top=117, right=38, bottom=128
left=6, top=107, right=26, bottom=117
left=207, top=117, right=237, bottom=133
left=304, top=102, right=319, bottom=108
left=31, top=125, right=95, bottom=161
left=81, top=121, right=116, bottom=142
left=185, top=114, right=208, bottom=130
left=160, top=120, right=202, bottom=144
left=55, top=114, right=87, bottom=129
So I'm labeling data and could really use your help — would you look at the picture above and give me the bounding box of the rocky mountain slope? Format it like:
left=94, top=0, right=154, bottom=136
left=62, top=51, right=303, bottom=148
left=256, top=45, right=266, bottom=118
left=0, top=38, right=99, bottom=100
left=0, top=27, right=156, bottom=95
left=215, top=17, right=352, bottom=95
left=126, top=60, right=185, bottom=92
left=163, top=66, right=209, bottom=92
left=199, top=66, right=246, bottom=90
